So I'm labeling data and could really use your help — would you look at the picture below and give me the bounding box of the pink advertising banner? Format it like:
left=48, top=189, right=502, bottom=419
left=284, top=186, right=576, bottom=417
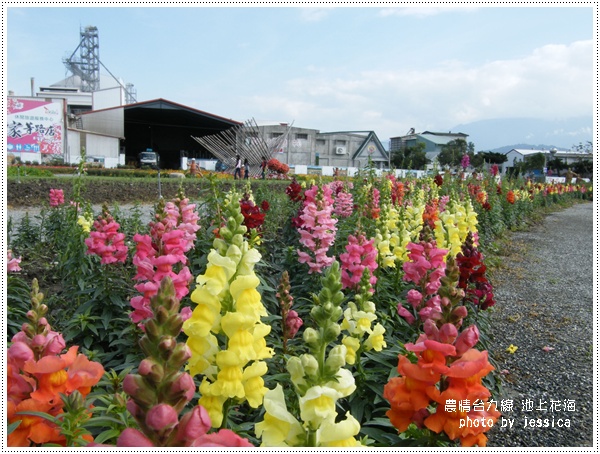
left=7, top=97, right=64, bottom=155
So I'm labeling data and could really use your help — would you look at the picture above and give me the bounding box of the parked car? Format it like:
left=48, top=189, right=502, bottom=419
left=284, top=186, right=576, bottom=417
left=86, top=156, right=105, bottom=168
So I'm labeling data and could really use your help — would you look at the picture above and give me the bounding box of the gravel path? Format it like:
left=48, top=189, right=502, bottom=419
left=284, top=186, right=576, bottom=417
left=486, top=201, right=594, bottom=447
left=6, top=203, right=157, bottom=227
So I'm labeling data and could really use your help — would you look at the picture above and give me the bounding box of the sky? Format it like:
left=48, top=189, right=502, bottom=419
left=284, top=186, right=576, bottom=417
left=5, top=5, right=595, bottom=150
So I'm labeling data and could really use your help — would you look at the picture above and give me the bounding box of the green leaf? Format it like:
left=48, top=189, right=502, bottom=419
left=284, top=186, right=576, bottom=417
left=8, top=420, right=22, bottom=434
left=15, top=410, right=57, bottom=423
left=91, top=428, right=122, bottom=445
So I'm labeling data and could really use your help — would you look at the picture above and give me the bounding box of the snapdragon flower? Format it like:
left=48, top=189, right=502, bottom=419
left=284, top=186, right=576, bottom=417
left=7, top=249, right=22, bottom=272
left=130, top=191, right=199, bottom=326
left=84, top=205, right=128, bottom=265
left=296, top=184, right=338, bottom=274
left=183, top=190, right=272, bottom=428
left=339, top=233, right=378, bottom=290
left=256, top=262, right=363, bottom=447
left=7, top=279, right=104, bottom=447
left=49, top=188, right=64, bottom=207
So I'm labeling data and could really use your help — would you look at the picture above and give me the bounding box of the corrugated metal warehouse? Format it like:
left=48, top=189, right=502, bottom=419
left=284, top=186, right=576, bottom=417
left=79, top=98, right=242, bottom=169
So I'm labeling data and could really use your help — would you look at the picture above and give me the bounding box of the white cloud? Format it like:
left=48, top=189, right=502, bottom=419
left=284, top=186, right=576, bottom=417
left=299, top=7, right=332, bottom=22
left=248, top=39, right=592, bottom=140
left=207, top=39, right=592, bottom=147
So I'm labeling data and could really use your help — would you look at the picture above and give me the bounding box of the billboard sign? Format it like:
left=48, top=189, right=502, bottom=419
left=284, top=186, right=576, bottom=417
left=7, top=97, right=64, bottom=155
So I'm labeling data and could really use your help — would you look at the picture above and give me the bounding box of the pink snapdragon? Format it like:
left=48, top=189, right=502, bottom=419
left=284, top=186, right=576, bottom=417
left=49, top=189, right=64, bottom=207
left=85, top=208, right=128, bottom=265
left=339, top=233, right=378, bottom=290
left=398, top=240, right=448, bottom=325
left=7, top=250, right=22, bottom=272
left=333, top=189, right=354, bottom=218
left=296, top=184, right=338, bottom=274
left=130, top=193, right=199, bottom=326
left=461, top=154, right=470, bottom=170
left=91, top=278, right=253, bottom=448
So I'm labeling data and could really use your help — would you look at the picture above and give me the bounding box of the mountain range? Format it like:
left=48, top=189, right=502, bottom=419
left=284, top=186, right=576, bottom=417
left=451, top=116, right=593, bottom=153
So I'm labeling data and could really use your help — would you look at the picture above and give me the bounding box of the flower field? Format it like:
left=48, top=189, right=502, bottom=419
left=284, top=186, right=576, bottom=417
left=6, top=167, right=592, bottom=447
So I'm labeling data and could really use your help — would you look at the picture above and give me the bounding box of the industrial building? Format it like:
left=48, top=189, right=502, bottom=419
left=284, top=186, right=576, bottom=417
left=249, top=123, right=389, bottom=169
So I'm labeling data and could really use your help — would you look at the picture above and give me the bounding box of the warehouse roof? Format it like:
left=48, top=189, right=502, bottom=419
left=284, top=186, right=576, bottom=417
left=82, top=98, right=242, bottom=133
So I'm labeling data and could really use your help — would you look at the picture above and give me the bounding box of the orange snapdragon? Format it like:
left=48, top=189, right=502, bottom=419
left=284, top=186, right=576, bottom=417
left=7, top=280, right=104, bottom=447
left=385, top=306, right=500, bottom=447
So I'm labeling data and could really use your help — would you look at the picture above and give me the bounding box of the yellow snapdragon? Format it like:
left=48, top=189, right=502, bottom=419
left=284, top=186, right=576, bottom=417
left=184, top=190, right=273, bottom=428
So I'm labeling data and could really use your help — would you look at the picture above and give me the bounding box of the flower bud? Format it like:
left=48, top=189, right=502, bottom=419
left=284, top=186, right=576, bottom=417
left=146, top=403, right=179, bottom=432
left=158, top=336, right=177, bottom=355
left=123, top=374, right=142, bottom=395
left=219, top=227, right=233, bottom=240
left=287, top=357, right=306, bottom=385
left=31, top=334, right=46, bottom=348
left=454, top=325, right=480, bottom=356
left=170, top=372, right=196, bottom=404
left=438, top=323, right=458, bottom=344
left=123, top=375, right=156, bottom=407
left=126, top=399, right=142, bottom=419
left=322, top=323, right=341, bottom=343
left=451, top=305, right=468, bottom=321
left=43, top=331, right=66, bottom=355
left=300, top=354, right=319, bottom=378
left=169, top=343, right=192, bottom=367
left=138, top=358, right=165, bottom=382
left=176, top=406, right=212, bottom=444
left=303, top=327, right=320, bottom=347
left=117, top=428, right=155, bottom=447
left=231, top=233, right=244, bottom=247
left=325, top=344, right=347, bottom=373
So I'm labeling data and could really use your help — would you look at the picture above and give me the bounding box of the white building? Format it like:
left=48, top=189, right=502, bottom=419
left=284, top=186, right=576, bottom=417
left=504, top=148, right=593, bottom=175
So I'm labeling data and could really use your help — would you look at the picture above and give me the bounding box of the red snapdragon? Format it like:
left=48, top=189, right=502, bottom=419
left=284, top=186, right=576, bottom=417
left=285, top=178, right=303, bottom=202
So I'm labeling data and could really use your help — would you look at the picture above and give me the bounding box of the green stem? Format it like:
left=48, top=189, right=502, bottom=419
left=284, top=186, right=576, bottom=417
left=220, top=398, right=232, bottom=430
left=307, top=428, right=318, bottom=447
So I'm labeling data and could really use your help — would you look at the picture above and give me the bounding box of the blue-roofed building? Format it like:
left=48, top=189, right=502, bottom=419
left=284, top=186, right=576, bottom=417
left=390, top=130, right=469, bottom=162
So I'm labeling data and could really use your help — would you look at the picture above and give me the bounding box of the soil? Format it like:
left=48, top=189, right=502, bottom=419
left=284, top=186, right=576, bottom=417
left=6, top=177, right=204, bottom=208
left=6, top=177, right=288, bottom=208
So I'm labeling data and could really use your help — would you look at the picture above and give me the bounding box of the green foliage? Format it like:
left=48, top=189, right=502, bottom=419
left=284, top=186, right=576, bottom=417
left=7, top=274, right=31, bottom=341
left=391, top=142, right=429, bottom=170
left=7, top=165, right=54, bottom=177
left=437, top=139, right=468, bottom=168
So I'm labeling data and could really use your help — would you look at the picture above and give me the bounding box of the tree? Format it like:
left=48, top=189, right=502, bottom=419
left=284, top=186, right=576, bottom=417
left=523, top=152, right=546, bottom=173
left=391, top=142, right=429, bottom=170
left=470, top=151, right=484, bottom=169
left=437, top=139, right=468, bottom=168
left=546, top=157, right=567, bottom=177
left=573, top=141, right=593, bottom=154
left=478, top=151, right=508, bottom=165
left=571, top=159, right=593, bottom=177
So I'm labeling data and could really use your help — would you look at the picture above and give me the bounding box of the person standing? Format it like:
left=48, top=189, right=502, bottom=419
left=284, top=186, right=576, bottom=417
left=261, top=157, right=268, bottom=179
left=234, top=155, right=242, bottom=179
left=244, top=158, right=250, bottom=179
left=188, top=158, right=197, bottom=177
